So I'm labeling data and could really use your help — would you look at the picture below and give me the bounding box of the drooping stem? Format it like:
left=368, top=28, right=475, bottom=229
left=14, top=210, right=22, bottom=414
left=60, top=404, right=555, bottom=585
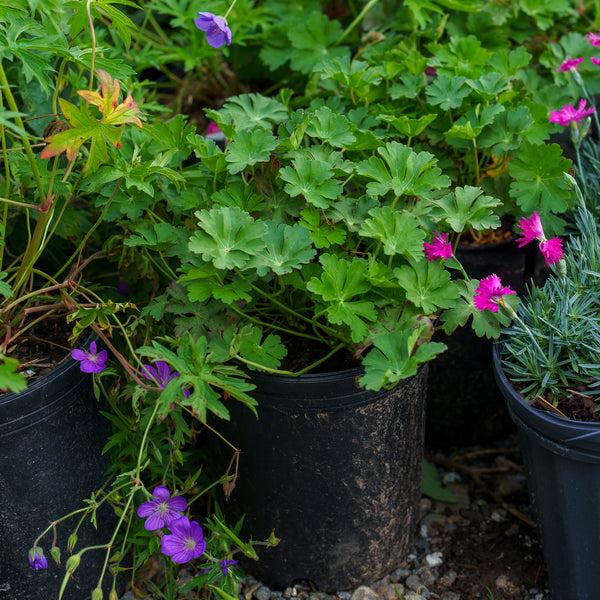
left=334, top=0, right=380, bottom=47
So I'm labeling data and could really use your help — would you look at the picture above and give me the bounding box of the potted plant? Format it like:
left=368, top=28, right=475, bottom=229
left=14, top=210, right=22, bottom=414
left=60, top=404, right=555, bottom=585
left=0, top=1, right=166, bottom=597
left=473, top=133, right=600, bottom=600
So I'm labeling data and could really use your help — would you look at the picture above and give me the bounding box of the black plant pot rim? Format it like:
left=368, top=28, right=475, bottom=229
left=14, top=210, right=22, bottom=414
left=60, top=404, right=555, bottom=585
left=493, top=341, right=600, bottom=455
left=247, top=364, right=426, bottom=413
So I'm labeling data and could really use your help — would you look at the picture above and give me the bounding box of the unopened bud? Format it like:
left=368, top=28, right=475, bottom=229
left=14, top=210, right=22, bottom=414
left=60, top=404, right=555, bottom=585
left=109, top=589, right=119, bottom=600
left=91, top=588, right=103, bottom=600
left=50, top=545, right=61, bottom=565
left=65, top=553, right=81, bottom=574
left=67, top=533, right=78, bottom=553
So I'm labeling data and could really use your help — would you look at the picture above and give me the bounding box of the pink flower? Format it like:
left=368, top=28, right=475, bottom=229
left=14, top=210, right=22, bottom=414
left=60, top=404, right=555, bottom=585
left=592, top=57, right=600, bottom=65
left=587, top=32, right=600, bottom=46
left=539, top=237, right=564, bottom=265
left=515, top=212, right=545, bottom=247
left=516, top=212, right=564, bottom=265
left=557, top=56, right=585, bottom=72
left=423, top=232, right=452, bottom=261
left=473, top=274, right=516, bottom=313
left=549, top=99, right=595, bottom=126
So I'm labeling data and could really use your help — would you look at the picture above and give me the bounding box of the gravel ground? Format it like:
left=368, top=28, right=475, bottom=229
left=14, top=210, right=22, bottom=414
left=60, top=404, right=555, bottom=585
left=122, top=436, right=549, bottom=600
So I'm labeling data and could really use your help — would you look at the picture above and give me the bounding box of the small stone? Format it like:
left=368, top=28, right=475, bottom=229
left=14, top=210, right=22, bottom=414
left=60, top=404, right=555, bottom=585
left=425, top=551, right=443, bottom=567
left=405, top=574, right=422, bottom=591
left=421, top=567, right=437, bottom=587
left=495, top=574, right=520, bottom=597
left=283, top=588, right=296, bottom=599
left=254, top=586, right=271, bottom=600
left=390, top=567, right=411, bottom=583
left=336, top=593, right=351, bottom=600
left=438, top=570, right=457, bottom=587
left=271, top=592, right=283, bottom=600
left=491, top=508, right=507, bottom=522
left=440, top=593, right=461, bottom=600
left=349, top=586, right=381, bottom=600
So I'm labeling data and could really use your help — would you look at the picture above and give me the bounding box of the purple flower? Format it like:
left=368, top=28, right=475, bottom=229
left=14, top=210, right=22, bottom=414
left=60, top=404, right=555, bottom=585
left=71, top=341, right=107, bottom=373
left=195, top=12, right=232, bottom=49
left=117, top=280, right=130, bottom=295
left=557, top=56, right=585, bottom=72
left=549, top=99, right=595, bottom=127
left=28, top=547, right=48, bottom=570
left=142, top=360, right=191, bottom=398
left=137, top=485, right=187, bottom=531
left=161, top=516, right=206, bottom=563
left=220, top=558, right=238, bottom=576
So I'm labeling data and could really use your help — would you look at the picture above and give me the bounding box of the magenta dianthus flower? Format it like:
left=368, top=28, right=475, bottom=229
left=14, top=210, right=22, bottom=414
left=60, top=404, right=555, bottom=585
left=557, top=56, right=585, bottom=72
left=161, top=516, right=206, bottom=563
left=28, top=547, right=48, bottom=570
left=592, top=57, right=600, bottom=66
left=423, top=232, right=453, bottom=261
left=587, top=32, right=600, bottom=46
left=473, top=275, right=516, bottom=313
left=137, top=485, right=187, bottom=531
left=539, top=237, right=564, bottom=265
left=71, top=341, right=107, bottom=374
left=549, top=99, right=595, bottom=127
left=195, top=12, right=232, bottom=49
left=516, top=212, right=564, bottom=265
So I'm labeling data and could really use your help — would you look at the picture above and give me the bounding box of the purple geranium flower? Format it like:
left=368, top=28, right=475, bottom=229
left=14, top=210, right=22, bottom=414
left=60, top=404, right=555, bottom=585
left=142, top=360, right=190, bottom=398
left=195, top=12, right=232, bottom=49
left=28, top=547, right=48, bottom=570
left=71, top=341, right=107, bottom=373
left=161, top=516, right=206, bottom=563
left=137, top=485, right=187, bottom=531
left=220, top=558, right=238, bottom=576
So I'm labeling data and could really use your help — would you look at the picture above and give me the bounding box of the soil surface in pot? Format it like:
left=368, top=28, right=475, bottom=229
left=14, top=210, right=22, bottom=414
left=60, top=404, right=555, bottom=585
left=121, top=436, right=549, bottom=600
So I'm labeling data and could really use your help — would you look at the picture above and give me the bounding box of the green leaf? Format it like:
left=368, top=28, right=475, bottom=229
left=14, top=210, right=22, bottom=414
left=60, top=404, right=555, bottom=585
left=446, top=104, right=505, bottom=142
left=425, top=74, right=471, bottom=110
left=304, top=106, right=355, bottom=148
left=359, top=207, right=426, bottom=259
left=378, top=113, right=437, bottom=138
left=206, top=93, right=288, bottom=135
left=429, top=185, right=502, bottom=233
left=394, top=259, right=460, bottom=314
left=307, top=254, right=377, bottom=343
left=287, top=11, right=350, bottom=74
left=189, top=206, right=268, bottom=270
left=279, top=156, right=343, bottom=208
left=359, top=329, right=447, bottom=390
left=422, top=458, right=458, bottom=503
left=466, top=72, right=511, bottom=101
left=508, top=142, right=573, bottom=213
left=299, top=208, right=347, bottom=248
left=356, top=141, right=450, bottom=200
left=235, top=326, right=287, bottom=370
left=225, top=128, right=279, bottom=175
left=477, top=106, right=535, bottom=153
left=247, top=221, right=316, bottom=275
left=0, top=354, right=27, bottom=393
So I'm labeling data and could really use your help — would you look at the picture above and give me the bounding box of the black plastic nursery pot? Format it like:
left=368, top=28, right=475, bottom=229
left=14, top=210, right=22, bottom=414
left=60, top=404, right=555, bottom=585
left=0, top=350, right=113, bottom=600
left=493, top=343, right=600, bottom=600
left=216, top=364, right=428, bottom=592
left=426, top=236, right=532, bottom=448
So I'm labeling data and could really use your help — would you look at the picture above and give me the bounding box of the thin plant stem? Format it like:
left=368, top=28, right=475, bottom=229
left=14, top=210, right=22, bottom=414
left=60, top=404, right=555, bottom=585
left=334, top=0, right=380, bottom=47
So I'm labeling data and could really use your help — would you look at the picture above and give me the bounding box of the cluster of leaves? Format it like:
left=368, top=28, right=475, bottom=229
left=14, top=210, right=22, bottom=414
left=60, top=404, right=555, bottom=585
left=501, top=174, right=600, bottom=401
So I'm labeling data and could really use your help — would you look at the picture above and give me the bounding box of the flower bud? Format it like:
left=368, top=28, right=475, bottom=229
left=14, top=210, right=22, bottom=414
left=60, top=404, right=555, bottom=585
left=109, top=589, right=119, bottom=600
left=28, top=546, right=48, bottom=570
left=67, top=533, right=78, bottom=552
left=50, top=545, right=61, bottom=565
left=65, top=553, right=81, bottom=574
left=91, top=588, right=103, bottom=600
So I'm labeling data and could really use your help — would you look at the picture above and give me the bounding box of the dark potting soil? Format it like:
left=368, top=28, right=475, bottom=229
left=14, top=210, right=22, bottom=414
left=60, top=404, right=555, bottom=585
left=4, top=317, right=74, bottom=384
